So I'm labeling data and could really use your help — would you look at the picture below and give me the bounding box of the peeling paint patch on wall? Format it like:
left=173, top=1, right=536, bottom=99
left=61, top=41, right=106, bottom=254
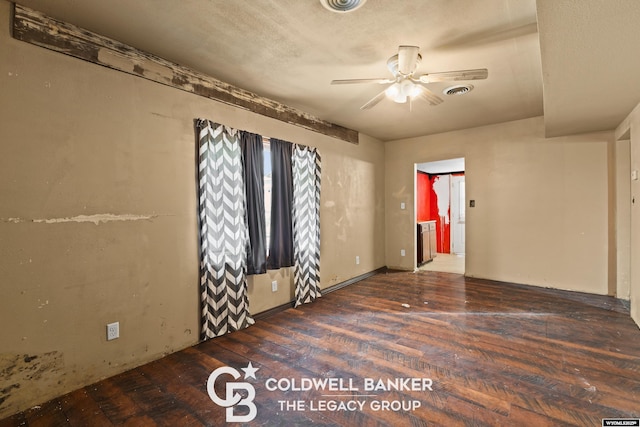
left=416, top=172, right=465, bottom=254
left=1, top=214, right=158, bottom=225
left=432, top=175, right=451, bottom=225
left=0, top=352, right=64, bottom=414
left=1, top=218, right=23, bottom=224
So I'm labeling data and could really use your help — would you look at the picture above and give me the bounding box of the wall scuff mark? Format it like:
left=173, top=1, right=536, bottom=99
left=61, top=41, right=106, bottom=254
left=1, top=214, right=158, bottom=225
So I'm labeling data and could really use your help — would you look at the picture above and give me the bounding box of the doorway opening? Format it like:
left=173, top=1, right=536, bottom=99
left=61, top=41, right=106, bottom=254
left=415, top=157, right=465, bottom=274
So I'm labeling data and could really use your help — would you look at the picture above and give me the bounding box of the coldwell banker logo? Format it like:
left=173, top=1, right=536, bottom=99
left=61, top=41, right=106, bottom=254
left=208, top=362, right=435, bottom=422
left=207, top=363, right=259, bottom=422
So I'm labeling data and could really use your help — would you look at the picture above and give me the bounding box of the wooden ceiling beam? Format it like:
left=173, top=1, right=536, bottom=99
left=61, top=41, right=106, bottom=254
left=11, top=4, right=359, bottom=144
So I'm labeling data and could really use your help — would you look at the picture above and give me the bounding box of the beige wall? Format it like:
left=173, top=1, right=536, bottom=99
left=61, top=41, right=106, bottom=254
left=0, top=2, right=385, bottom=417
left=385, top=116, right=613, bottom=295
left=616, top=102, right=640, bottom=327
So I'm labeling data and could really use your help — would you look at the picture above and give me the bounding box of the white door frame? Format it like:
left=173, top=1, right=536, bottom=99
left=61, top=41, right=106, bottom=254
left=450, top=175, right=466, bottom=255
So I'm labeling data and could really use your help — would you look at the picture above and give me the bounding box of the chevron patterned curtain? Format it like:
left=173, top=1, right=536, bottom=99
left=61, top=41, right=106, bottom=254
left=196, top=119, right=254, bottom=340
left=292, top=145, right=322, bottom=307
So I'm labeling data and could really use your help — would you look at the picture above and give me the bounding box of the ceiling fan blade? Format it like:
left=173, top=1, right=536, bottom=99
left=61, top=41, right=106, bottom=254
left=419, top=68, right=488, bottom=83
left=360, top=88, right=388, bottom=110
left=331, top=78, right=394, bottom=85
left=417, top=85, right=444, bottom=106
left=397, top=45, right=420, bottom=75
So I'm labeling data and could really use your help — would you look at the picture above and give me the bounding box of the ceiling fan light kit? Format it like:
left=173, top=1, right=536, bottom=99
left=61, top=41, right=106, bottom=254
left=331, top=45, right=488, bottom=110
left=386, top=80, right=422, bottom=104
left=319, top=0, right=367, bottom=13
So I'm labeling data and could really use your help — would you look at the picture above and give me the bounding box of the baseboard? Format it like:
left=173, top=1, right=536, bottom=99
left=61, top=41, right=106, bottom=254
left=253, top=300, right=296, bottom=321
left=321, top=266, right=387, bottom=295
left=253, top=266, right=387, bottom=321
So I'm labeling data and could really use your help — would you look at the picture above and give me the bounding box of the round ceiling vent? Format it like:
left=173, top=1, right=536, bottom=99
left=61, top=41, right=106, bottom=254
left=320, top=0, right=368, bottom=13
left=443, top=84, right=474, bottom=96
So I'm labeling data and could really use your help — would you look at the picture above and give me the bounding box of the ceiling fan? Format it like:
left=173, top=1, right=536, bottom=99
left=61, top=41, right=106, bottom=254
left=331, top=45, right=488, bottom=110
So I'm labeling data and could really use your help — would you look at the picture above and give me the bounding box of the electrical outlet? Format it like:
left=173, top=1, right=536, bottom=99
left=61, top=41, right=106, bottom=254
left=106, top=322, right=119, bottom=341
left=271, top=281, right=278, bottom=292
left=401, top=249, right=406, bottom=257
left=355, top=256, right=360, bottom=265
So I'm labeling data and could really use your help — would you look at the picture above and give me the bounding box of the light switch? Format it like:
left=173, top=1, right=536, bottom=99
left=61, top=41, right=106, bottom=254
left=632, top=170, right=639, bottom=181
left=400, top=202, right=406, bottom=210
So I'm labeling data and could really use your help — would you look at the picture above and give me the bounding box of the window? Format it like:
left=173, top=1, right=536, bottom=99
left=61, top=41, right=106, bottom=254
left=263, top=140, right=272, bottom=248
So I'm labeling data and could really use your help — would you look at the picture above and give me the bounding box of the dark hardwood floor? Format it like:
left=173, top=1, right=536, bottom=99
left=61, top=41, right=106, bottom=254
left=2, top=270, right=639, bottom=426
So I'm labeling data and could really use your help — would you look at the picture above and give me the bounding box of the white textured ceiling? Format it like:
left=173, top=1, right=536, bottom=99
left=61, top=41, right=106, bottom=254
left=11, top=0, right=640, bottom=141
left=537, top=0, right=640, bottom=137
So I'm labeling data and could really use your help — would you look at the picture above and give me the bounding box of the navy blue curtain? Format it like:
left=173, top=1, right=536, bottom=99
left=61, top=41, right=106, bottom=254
left=241, top=131, right=267, bottom=275
left=267, top=138, right=294, bottom=269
